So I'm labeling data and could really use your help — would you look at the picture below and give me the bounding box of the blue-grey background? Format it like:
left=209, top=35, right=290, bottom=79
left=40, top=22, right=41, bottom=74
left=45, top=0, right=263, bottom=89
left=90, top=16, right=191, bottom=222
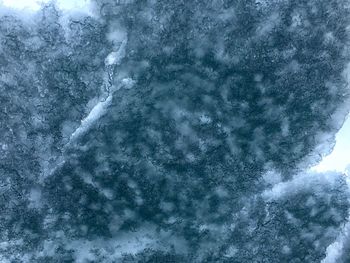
left=1, top=0, right=350, bottom=262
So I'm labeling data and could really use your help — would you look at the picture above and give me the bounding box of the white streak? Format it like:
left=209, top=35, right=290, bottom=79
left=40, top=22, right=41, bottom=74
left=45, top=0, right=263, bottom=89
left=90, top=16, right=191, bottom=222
left=69, top=94, right=113, bottom=144
left=262, top=171, right=343, bottom=201
left=105, top=39, right=127, bottom=66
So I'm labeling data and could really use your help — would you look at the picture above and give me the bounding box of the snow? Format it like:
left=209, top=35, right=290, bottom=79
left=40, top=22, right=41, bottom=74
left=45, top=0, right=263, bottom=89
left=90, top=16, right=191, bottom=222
left=105, top=39, right=128, bottom=66
left=311, top=116, right=350, bottom=173
left=262, top=171, right=344, bottom=201
left=1, top=0, right=92, bottom=12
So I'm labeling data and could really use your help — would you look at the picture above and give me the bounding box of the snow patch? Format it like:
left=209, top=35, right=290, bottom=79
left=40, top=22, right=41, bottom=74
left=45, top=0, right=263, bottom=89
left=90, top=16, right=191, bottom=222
left=262, top=171, right=344, bottom=201
left=1, top=0, right=93, bottom=13
left=311, top=115, right=350, bottom=173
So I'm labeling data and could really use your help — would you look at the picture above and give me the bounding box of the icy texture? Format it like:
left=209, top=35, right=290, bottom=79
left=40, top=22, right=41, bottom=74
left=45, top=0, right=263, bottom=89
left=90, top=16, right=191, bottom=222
left=1, top=1, right=350, bottom=262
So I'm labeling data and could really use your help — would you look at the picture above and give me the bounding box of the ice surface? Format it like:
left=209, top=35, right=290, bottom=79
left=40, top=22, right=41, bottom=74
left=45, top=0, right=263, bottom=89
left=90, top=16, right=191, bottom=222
left=1, top=0, right=350, bottom=262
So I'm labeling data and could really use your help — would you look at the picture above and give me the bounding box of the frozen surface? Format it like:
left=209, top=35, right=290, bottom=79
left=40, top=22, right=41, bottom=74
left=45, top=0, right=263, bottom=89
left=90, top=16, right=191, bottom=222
left=1, top=0, right=350, bottom=262
left=312, top=116, right=350, bottom=173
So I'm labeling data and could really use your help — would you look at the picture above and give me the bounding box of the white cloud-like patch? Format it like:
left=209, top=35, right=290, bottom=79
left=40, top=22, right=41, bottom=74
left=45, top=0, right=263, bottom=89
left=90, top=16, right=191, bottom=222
left=312, top=116, right=350, bottom=173
left=1, top=0, right=93, bottom=13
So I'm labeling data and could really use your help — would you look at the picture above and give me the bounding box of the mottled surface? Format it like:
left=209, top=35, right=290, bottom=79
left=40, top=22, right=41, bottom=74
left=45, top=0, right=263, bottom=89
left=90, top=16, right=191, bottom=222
left=1, top=0, right=350, bottom=262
